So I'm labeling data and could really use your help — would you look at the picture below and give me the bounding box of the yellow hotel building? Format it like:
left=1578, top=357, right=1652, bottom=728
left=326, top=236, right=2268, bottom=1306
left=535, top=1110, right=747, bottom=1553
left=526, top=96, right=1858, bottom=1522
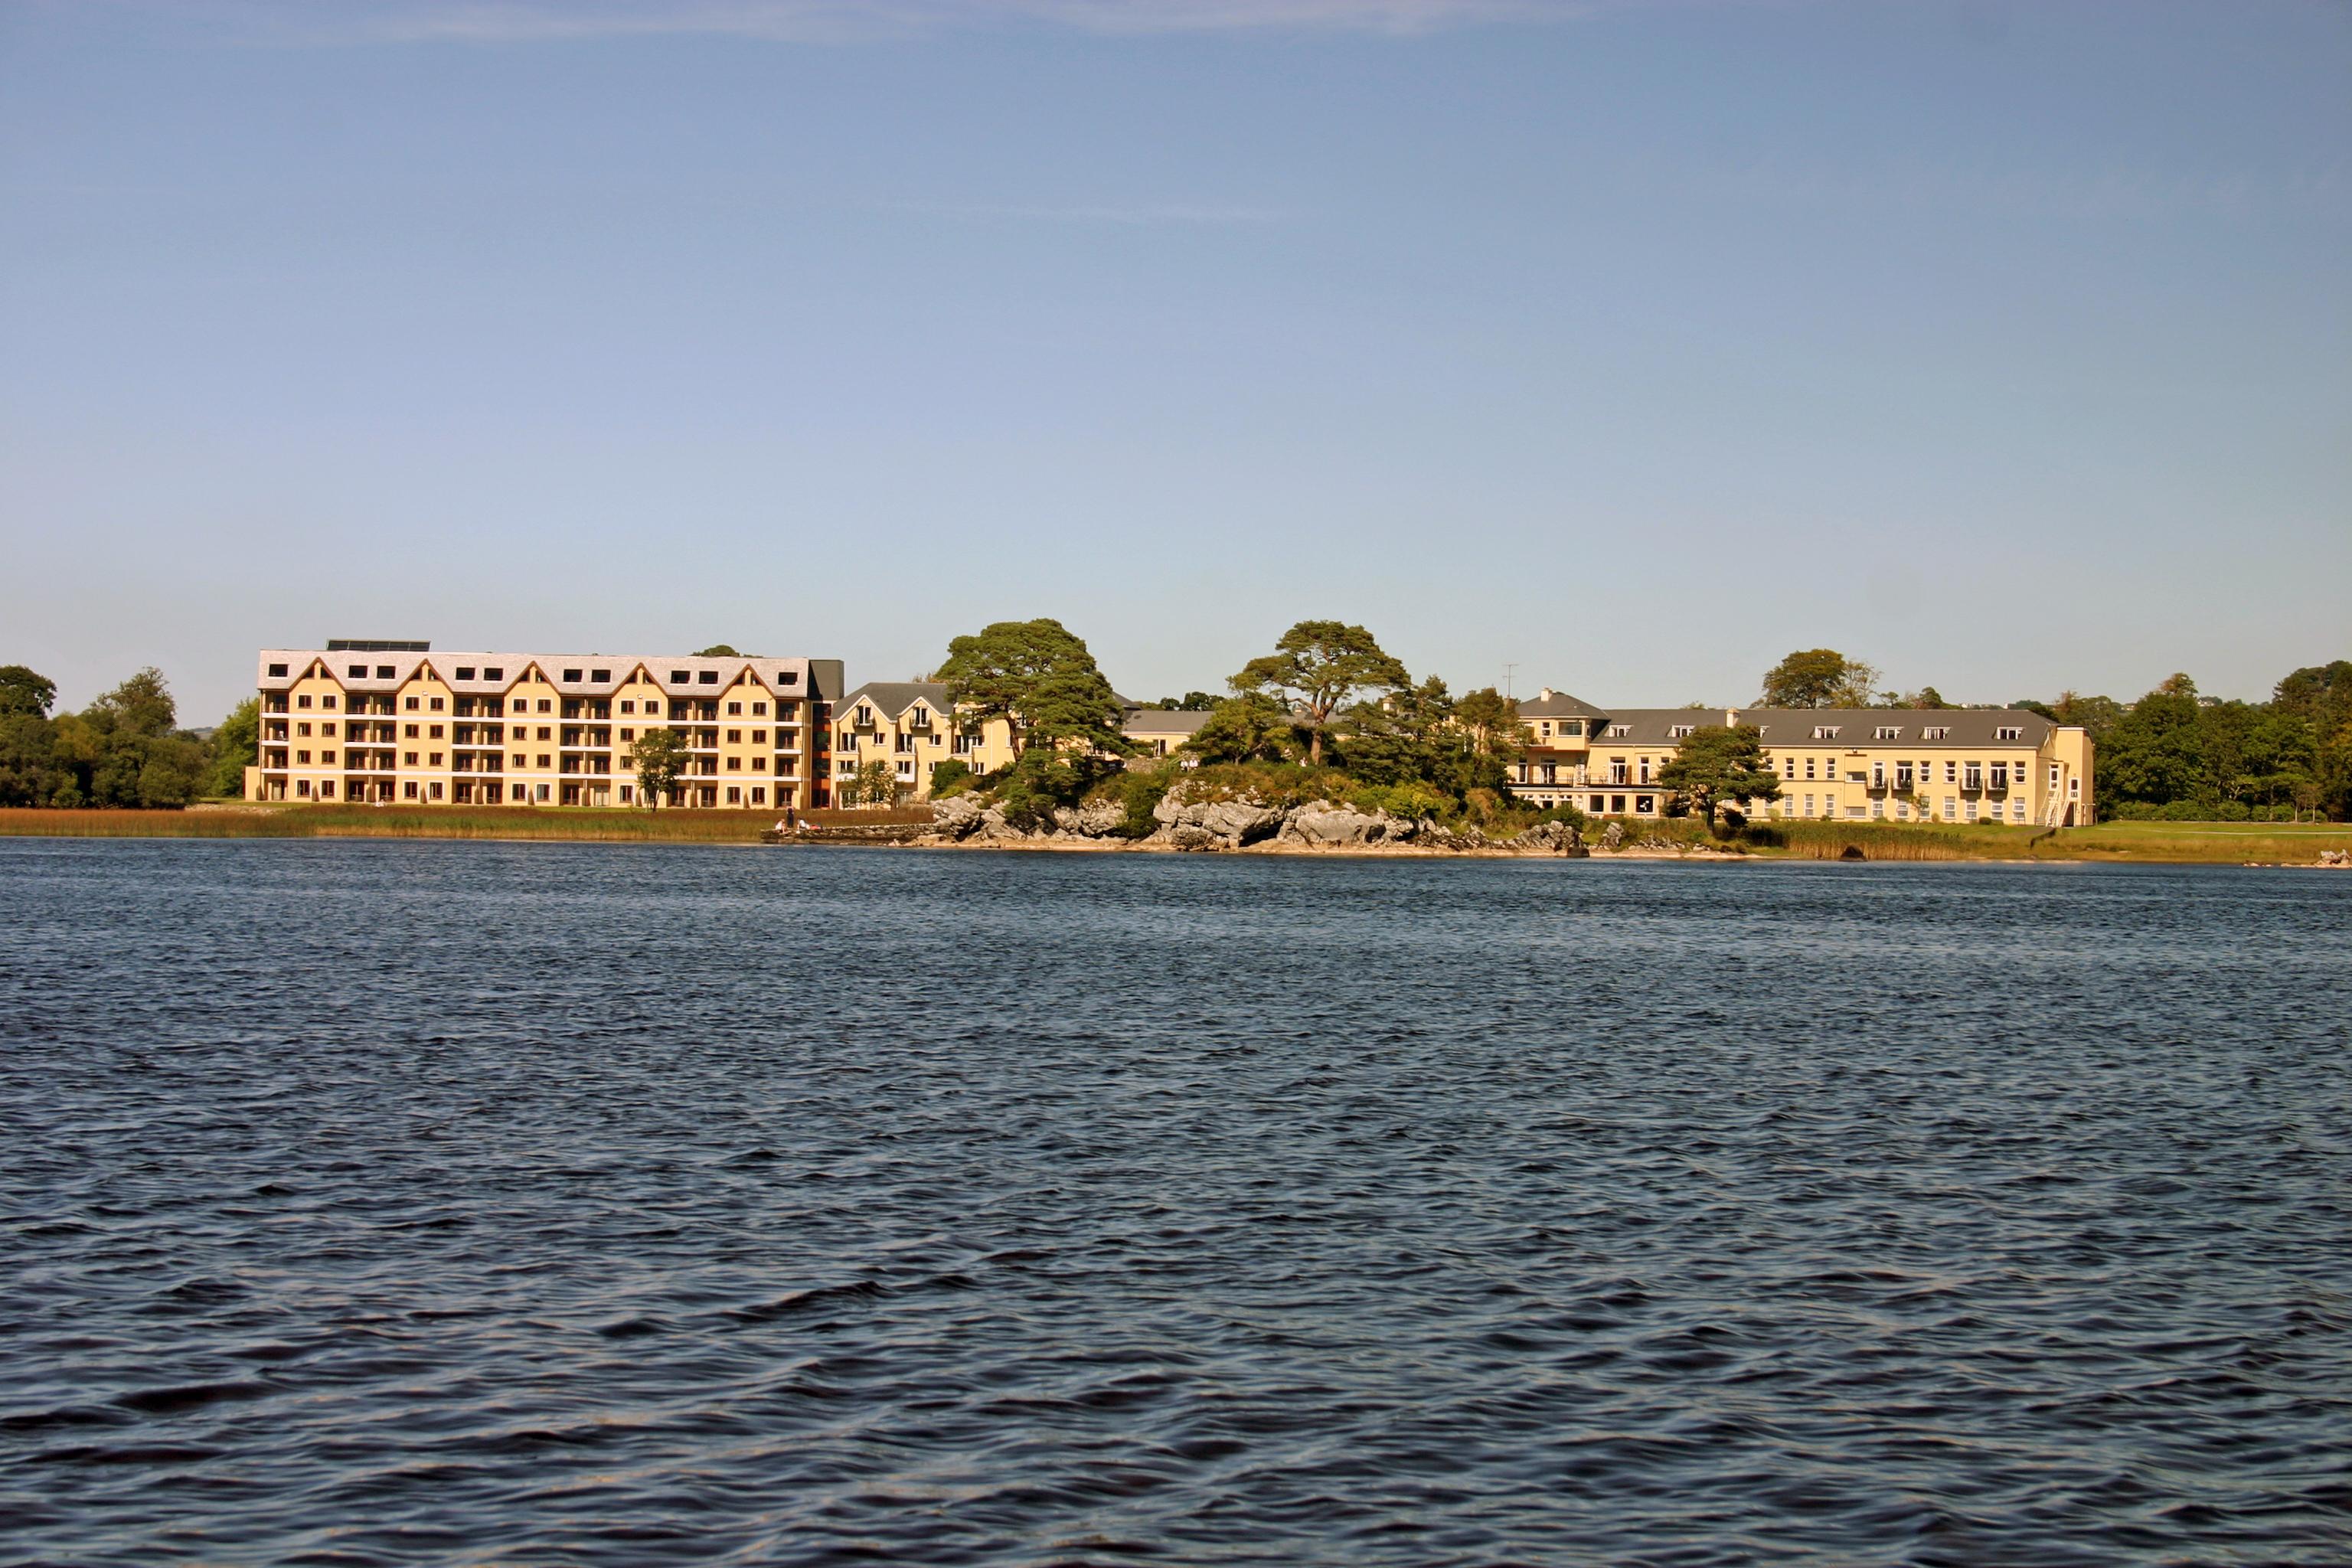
left=247, top=642, right=844, bottom=808
left=1504, top=688, right=2096, bottom=827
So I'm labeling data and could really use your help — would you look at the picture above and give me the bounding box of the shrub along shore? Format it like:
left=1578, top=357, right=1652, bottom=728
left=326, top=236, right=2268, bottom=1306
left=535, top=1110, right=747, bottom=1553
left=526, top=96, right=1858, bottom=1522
left=5, top=804, right=2350, bottom=863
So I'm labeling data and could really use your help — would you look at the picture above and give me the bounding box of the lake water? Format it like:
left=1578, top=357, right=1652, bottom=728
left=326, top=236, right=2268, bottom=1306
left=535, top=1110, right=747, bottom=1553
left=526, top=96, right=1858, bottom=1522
left=2, top=839, right=2347, bottom=1566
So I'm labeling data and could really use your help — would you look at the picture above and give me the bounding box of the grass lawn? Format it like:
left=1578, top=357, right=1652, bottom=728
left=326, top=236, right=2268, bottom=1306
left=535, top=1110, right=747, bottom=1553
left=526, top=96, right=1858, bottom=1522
left=2034, top=820, right=2352, bottom=863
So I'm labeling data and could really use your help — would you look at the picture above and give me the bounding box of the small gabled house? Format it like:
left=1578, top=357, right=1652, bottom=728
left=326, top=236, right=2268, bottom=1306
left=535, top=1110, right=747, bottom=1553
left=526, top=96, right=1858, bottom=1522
left=831, top=682, right=1019, bottom=802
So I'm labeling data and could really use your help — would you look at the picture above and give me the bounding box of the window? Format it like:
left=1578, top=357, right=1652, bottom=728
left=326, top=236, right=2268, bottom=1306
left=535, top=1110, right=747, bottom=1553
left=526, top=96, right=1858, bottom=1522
left=1803, top=794, right=1815, bottom=815
left=619, top=728, right=634, bottom=742
left=1538, top=720, right=1552, bottom=737
left=1805, top=758, right=1816, bottom=780
left=671, top=670, right=691, bottom=682
left=322, top=750, right=337, bottom=764
left=456, top=667, right=476, bottom=681
left=564, top=668, right=582, bottom=682
left=429, top=782, right=443, bottom=800
left=727, top=701, right=743, bottom=716
left=726, top=786, right=742, bottom=804
left=403, top=781, right=419, bottom=799
left=1562, top=720, right=1583, bottom=737
left=1945, top=796, right=1958, bottom=816
left=619, top=785, right=634, bottom=803
left=1811, top=726, right=1840, bottom=740
left=429, top=696, right=444, bottom=711
left=429, top=753, right=443, bottom=766
left=776, top=671, right=798, bottom=685
left=297, top=694, right=312, bottom=709
left=727, top=729, right=742, bottom=743
left=1875, top=727, right=1901, bottom=740
left=483, top=667, right=503, bottom=681
left=267, top=662, right=288, bottom=678
left=348, top=665, right=367, bottom=678
left=1608, top=724, right=1630, bottom=738
left=1668, top=724, right=1695, bottom=740
left=727, top=756, right=742, bottom=770
left=753, top=702, right=768, bottom=717
left=751, top=787, right=766, bottom=805
left=1922, top=726, right=1949, bottom=740
left=1963, top=763, right=1984, bottom=790
left=296, top=723, right=311, bottom=737
left=427, top=724, right=443, bottom=739
left=593, top=670, right=610, bottom=682
left=1995, top=726, right=2023, bottom=741
left=1944, top=761, right=1957, bottom=783
left=1991, top=764, right=2009, bottom=790
left=538, top=754, right=551, bottom=769
left=698, top=671, right=718, bottom=684
left=319, top=780, right=334, bottom=798
left=322, top=697, right=338, bottom=710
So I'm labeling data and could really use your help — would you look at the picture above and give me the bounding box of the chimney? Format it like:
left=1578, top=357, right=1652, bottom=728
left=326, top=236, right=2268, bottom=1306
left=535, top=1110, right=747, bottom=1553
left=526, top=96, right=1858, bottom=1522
left=1539, top=687, right=1553, bottom=701
left=1725, top=709, right=1738, bottom=726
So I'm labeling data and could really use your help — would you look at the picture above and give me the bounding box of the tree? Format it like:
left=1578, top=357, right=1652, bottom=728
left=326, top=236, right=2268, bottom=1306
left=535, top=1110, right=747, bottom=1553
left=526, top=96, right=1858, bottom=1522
left=1231, top=620, right=1410, bottom=766
left=2053, top=691, right=2126, bottom=744
left=694, top=644, right=749, bottom=658
left=936, top=619, right=1131, bottom=757
left=841, top=758, right=897, bottom=807
left=1158, top=692, right=1219, bottom=711
left=1185, top=692, right=1297, bottom=764
left=204, top=697, right=260, bottom=797
left=0, top=665, right=56, bottom=719
left=90, top=667, right=176, bottom=737
left=630, top=727, right=691, bottom=807
left=1759, top=648, right=1880, bottom=708
left=1452, top=688, right=1525, bottom=763
left=1657, top=725, right=1783, bottom=828
left=1333, top=676, right=1452, bottom=785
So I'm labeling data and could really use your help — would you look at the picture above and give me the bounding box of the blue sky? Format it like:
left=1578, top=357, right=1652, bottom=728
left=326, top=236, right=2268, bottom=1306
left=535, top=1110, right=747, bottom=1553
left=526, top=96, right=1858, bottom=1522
left=3, top=0, right=2345, bottom=724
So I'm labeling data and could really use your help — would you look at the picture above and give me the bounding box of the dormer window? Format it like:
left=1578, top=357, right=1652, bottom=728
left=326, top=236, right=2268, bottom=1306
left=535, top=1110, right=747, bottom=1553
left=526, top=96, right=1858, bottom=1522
left=563, top=668, right=582, bottom=682
left=698, top=671, right=718, bottom=684
left=671, top=670, right=691, bottom=682
left=1668, top=724, right=1696, bottom=740
left=1875, top=727, right=1902, bottom=740
left=1811, top=726, right=1841, bottom=740
left=348, top=665, right=367, bottom=678
left=268, top=662, right=288, bottom=678
left=483, top=667, right=504, bottom=681
left=376, top=665, right=394, bottom=679
left=1922, top=726, right=1949, bottom=740
left=1995, top=726, right=2023, bottom=741
left=1608, top=724, right=1630, bottom=738
left=456, top=666, right=476, bottom=681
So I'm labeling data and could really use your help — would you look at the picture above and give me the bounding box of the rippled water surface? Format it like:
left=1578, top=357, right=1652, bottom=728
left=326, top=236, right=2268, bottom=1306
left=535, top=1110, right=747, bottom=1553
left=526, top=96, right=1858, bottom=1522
left=3, top=840, right=2349, bottom=1566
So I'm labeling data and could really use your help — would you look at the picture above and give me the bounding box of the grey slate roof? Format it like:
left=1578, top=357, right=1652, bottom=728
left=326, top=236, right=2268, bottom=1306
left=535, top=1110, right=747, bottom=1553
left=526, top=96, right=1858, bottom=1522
left=1122, top=709, right=1213, bottom=737
left=1517, top=688, right=1609, bottom=720
left=838, top=681, right=955, bottom=721
left=1587, top=707, right=2056, bottom=748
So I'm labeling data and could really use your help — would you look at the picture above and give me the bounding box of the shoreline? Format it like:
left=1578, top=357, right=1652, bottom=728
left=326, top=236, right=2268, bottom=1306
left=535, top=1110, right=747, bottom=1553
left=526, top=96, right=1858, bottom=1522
left=3, top=807, right=2349, bottom=864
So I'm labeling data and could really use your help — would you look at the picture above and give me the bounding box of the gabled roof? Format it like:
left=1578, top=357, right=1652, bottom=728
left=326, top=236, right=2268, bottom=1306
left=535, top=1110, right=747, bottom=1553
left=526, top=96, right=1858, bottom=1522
left=838, top=681, right=955, bottom=721
left=1518, top=688, right=1607, bottom=720
left=257, top=650, right=825, bottom=700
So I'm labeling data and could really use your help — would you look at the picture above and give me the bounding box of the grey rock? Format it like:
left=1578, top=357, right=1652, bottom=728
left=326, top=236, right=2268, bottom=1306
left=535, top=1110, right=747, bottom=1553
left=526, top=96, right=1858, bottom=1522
left=1054, top=802, right=1128, bottom=839
left=1599, top=822, right=1625, bottom=851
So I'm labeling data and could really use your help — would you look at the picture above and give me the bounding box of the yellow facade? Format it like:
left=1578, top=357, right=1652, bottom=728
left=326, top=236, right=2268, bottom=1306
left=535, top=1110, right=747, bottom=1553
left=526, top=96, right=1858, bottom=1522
left=250, top=647, right=844, bottom=808
left=831, top=682, right=1019, bottom=802
left=1504, top=701, right=2096, bottom=828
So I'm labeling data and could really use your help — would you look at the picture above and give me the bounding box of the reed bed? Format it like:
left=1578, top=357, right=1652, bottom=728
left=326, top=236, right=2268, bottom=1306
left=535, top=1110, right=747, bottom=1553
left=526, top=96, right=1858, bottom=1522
left=0, top=806, right=845, bottom=842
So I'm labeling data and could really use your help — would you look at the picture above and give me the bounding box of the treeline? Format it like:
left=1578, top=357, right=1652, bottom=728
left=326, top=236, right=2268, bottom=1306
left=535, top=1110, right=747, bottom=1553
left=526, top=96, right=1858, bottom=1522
left=2031, top=667, right=2350, bottom=822
left=0, top=665, right=256, bottom=808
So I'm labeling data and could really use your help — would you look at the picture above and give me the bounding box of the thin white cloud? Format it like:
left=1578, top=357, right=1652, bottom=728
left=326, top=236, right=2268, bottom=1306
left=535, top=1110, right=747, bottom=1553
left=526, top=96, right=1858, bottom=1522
left=67, top=0, right=1587, bottom=47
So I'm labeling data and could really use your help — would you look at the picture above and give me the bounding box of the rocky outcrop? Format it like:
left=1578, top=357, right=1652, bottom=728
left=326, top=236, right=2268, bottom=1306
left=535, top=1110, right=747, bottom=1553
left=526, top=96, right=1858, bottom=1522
left=1152, top=789, right=1285, bottom=850
left=1049, top=802, right=1129, bottom=839
left=1599, top=821, right=1625, bottom=852
left=1278, top=801, right=1416, bottom=848
left=918, top=782, right=1591, bottom=856
left=1511, top=819, right=1588, bottom=856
